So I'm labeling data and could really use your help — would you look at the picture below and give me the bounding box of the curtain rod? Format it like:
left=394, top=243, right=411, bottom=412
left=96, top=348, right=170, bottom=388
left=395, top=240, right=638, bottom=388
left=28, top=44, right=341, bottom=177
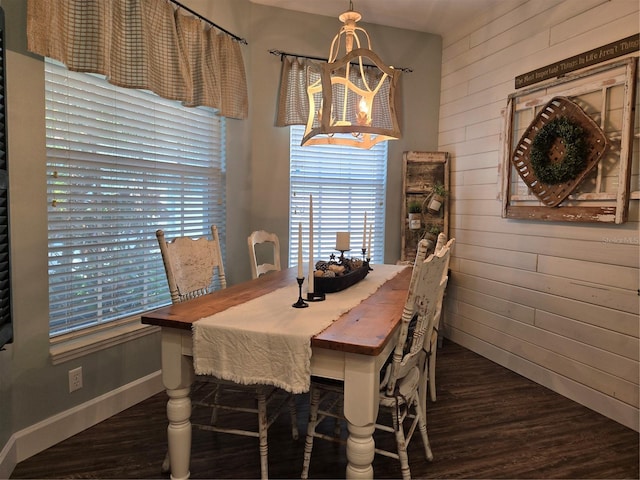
left=169, top=0, right=248, bottom=45
left=269, top=49, right=413, bottom=73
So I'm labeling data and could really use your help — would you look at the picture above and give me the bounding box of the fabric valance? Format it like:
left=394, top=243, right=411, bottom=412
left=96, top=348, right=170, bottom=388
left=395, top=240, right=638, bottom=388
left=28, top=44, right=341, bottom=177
left=275, top=55, right=321, bottom=127
left=27, top=0, right=248, bottom=119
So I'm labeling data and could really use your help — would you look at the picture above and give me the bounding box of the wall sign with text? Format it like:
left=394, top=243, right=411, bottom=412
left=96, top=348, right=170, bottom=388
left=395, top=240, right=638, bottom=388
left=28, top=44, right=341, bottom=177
left=515, top=34, right=639, bottom=89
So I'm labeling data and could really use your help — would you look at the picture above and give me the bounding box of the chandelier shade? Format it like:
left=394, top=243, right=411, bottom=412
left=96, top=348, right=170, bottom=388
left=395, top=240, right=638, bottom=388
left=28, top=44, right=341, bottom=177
left=302, top=4, right=402, bottom=149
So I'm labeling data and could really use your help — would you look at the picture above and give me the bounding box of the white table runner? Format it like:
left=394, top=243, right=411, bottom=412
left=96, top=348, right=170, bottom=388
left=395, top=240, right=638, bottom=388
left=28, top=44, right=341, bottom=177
left=192, top=264, right=407, bottom=393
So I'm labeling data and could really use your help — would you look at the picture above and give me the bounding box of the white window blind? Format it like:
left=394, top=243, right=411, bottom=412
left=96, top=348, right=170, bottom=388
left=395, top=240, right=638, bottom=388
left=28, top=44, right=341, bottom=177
left=289, top=125, right=387, bottom=268
left=46, top=59, right=226, bottom=337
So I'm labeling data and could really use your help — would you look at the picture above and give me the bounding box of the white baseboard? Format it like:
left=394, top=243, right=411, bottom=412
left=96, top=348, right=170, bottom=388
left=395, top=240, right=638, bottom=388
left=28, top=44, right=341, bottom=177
left=0, top=370, right=163, bottom=478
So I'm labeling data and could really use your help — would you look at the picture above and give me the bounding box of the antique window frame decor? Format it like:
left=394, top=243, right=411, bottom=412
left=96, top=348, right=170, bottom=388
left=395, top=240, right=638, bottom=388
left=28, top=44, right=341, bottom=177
left=500, top=57, right=638, bottom=223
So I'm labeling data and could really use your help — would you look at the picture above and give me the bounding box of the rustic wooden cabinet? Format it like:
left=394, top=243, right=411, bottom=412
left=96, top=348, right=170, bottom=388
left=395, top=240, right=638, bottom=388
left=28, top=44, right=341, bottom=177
left=400, top=151, right=450, bottom=262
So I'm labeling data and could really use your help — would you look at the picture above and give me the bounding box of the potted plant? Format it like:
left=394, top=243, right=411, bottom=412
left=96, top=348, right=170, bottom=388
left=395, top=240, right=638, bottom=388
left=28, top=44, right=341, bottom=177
left=424, top=225, right=440, bottom=241
left=427, top=183, right=448, bottom=215
left=424, top=225, right=440, bottom=252
left=407, top=201, right=422, bottom=230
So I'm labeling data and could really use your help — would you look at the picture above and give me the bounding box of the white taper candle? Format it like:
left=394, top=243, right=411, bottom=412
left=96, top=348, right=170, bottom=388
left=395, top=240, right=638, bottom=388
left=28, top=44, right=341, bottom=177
left=297, top=222, right=303, bottom=278
left=362, top=212, right=367, bottom=250
left=308, top=195, right=314, bottom=294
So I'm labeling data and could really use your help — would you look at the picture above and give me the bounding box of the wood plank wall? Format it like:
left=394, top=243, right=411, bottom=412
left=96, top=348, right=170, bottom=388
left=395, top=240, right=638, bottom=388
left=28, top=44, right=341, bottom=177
left=437, top=0, right=639, bottom=430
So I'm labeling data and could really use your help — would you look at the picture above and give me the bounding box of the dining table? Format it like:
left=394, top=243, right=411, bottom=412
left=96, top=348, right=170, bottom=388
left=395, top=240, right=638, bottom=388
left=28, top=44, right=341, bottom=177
left=141, top=263, right=412, bottom=479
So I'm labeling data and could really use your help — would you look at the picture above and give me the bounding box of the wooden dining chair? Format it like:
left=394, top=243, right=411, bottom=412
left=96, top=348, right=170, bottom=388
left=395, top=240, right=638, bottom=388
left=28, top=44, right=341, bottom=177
left=301, top=238, right=453, bottom=480
left=424, top=233, right=454, bottom=403
left=248, top=230, right=281, bottom=279
left=156, top=226, right=227, bottom=303
left=247, top=229, right=302, bottom=447
left=156, top=226, right=298, bottom=479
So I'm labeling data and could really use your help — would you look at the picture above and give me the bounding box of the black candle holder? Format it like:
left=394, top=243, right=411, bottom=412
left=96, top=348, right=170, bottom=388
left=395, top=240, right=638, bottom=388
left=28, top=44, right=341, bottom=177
left=292, top=277, right=309, bottom=308
left=337, top=249, right=349, bottom=263
left=306, top=290, right=326, bottom=302
left=362, top=248, right=373, bottom=271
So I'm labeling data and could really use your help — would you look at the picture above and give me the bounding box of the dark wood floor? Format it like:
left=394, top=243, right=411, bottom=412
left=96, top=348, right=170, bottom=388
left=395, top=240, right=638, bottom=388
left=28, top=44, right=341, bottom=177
left=11, top=340, right=639, bottom=479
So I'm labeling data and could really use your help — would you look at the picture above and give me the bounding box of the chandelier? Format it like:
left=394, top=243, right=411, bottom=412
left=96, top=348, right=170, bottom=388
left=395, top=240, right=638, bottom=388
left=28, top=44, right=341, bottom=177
left=301, top=1, right=402, bottom=149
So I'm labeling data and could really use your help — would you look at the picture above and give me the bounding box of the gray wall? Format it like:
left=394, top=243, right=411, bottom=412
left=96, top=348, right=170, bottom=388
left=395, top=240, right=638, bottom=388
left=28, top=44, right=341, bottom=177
left=0, top=0, right=442, bottom=469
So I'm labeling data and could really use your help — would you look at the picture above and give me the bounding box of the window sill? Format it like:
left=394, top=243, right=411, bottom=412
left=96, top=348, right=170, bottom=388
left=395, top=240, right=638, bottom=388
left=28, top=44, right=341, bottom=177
left=50, top=317, right=160, bottom=365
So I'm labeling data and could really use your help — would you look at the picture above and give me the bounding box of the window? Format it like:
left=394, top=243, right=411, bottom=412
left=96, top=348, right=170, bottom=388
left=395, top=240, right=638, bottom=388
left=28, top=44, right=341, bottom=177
left=46, top=59, right=226, bottom=339
left=289, top=125, right=387, bottom=268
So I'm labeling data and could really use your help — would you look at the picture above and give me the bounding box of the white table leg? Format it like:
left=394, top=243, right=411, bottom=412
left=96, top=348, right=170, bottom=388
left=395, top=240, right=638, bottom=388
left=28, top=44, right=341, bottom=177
left=162, top=329, right=195, bottom=480
left=343, top=352, right=379, bottom=479
left=166, top=386, right=192, bottom=480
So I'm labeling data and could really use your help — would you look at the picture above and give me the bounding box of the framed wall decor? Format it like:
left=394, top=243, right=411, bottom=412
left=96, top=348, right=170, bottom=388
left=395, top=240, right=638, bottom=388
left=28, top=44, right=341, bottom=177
left=500, top=56, right=638, bottom=223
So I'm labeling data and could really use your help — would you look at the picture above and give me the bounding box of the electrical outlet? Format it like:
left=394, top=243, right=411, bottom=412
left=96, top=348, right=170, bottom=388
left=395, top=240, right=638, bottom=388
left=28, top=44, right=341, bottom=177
left=68, top=367, right=83, bottom=392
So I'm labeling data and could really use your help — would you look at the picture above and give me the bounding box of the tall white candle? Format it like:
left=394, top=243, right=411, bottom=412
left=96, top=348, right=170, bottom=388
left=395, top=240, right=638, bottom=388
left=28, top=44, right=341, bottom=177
left=362, top=212, right=367, bottom=250
left=297, top=222, right=303, bottom=278
left=368, top=224, right=372, bottom=260
left=336, top=232, right=350, bottom=251
left=308, top=195, right=314, bottom=294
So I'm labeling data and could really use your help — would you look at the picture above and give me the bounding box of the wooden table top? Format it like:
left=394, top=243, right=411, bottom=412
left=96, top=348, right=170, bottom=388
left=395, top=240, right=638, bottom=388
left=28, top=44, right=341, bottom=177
left=141, top=266, right=411, bottom=356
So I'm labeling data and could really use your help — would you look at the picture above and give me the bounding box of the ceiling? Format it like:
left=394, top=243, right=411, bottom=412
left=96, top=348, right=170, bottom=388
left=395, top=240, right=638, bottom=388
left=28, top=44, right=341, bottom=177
left=249, top=0, right=508, bottom=35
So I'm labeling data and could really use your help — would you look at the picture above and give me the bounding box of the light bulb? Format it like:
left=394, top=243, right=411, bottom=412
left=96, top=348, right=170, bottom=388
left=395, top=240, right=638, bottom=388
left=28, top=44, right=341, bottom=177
left=356, top=97, right=370, bottom=126
left=359, top=97, right=369, bottom=114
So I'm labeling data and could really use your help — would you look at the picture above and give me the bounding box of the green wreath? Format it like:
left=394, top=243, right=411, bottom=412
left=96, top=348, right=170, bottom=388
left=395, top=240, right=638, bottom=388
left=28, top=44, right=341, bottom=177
left=530, top=116, right=586, bottom=185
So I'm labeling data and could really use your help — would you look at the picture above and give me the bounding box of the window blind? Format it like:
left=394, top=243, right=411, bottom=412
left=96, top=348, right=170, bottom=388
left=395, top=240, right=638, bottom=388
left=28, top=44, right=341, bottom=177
left=0, top=7, right=11, bottom=349
left=289, top=125, right=387, bottom=268
left=46, top=59, right=226, bottom=337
